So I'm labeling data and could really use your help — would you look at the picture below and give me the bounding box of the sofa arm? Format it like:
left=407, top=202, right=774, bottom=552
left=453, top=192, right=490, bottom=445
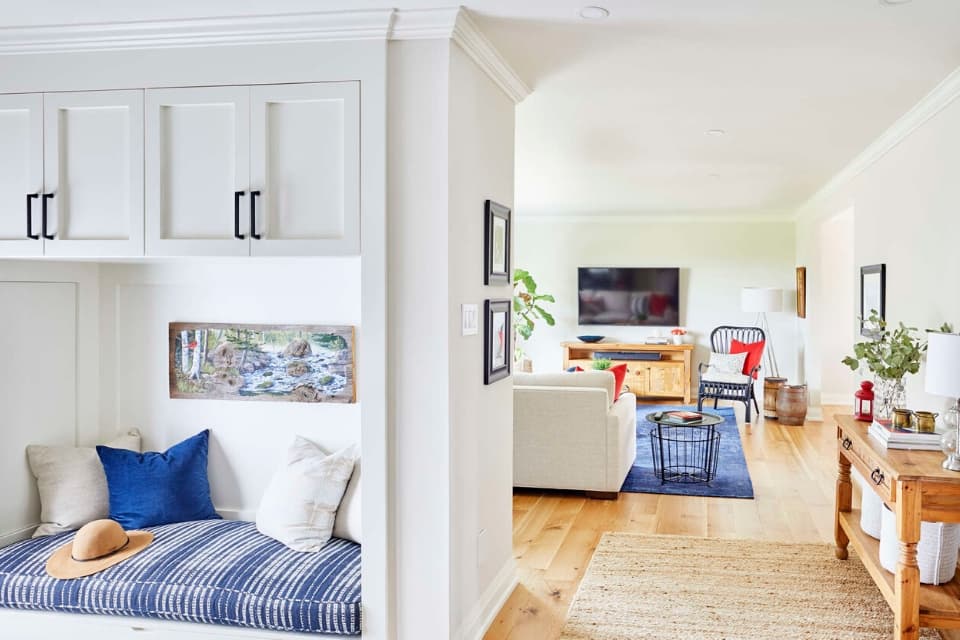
left=605, top=393, right=637, bottom=491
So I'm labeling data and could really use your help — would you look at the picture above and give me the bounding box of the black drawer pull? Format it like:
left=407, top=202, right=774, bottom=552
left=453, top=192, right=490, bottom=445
left=250, top=190, right=261, bottom=239
left=26, top=194, right=39, bottom=239
left=234, top=191, right=246, bottom=240
left=41, top=193, right=55, bottom=239
left=870, top=468, right=885, bottom=486
left=842, top=437, right=852, bottom=451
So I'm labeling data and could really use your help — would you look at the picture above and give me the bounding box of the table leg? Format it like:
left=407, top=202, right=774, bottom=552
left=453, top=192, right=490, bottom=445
left=895, top=481, right=921, bottom=640
left=834, top=448, right=852, bottom=560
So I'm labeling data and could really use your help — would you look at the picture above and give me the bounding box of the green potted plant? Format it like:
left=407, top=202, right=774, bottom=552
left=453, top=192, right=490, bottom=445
left=513, top=268, right=556, bottom=371
left=841, top=311, right=929, bottom=422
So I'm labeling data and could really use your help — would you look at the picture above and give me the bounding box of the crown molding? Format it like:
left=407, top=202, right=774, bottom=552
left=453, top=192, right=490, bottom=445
left=450, top=10, right=531, bottom=103
left=0, top=10, right=396, bottom=54
left=516, top=211, right=793, bottom=224
left=795, top=64, right=960, bottom=220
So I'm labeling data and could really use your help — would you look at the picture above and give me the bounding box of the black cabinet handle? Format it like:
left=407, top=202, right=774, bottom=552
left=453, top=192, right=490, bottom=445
left=41, top=193, right=55, bottom=240
left=870, top=468, right=885, bottom=486
left=250, top=190, right=261, bottom=240
left=842, top=437, right=852, bottom=451
left=26, top=194, right=39, bottom=239
left=234, top=191, right=246, bottom=240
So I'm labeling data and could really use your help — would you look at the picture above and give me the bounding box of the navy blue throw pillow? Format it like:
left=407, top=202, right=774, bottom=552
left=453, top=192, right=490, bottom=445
left=97, top=430, right=221, bottom=529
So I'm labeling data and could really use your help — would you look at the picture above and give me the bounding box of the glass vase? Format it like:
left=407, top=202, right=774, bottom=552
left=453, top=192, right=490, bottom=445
left=874, top=376, right=906, bottom=424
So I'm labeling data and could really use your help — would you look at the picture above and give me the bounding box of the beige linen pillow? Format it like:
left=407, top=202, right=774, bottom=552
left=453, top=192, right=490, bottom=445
left=27, top=429, right=141, bottom=537
left=333, top=457, right=361, bottom=543
left=256, top=437, right=358, bottom=552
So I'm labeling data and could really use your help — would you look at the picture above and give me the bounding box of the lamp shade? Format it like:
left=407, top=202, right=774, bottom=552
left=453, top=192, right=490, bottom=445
left=926, top=332, right=960, bottom=398
left=741, top=287, right=783, bottom=313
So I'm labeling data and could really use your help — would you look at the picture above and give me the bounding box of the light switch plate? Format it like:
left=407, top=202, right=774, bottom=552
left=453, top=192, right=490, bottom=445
left=462, top=304, right=479, bottom=336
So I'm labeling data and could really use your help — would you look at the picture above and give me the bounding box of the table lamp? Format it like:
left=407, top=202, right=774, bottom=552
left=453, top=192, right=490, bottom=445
left=741, top=287, right=783, bottom=378
left=926, top=331, right=960, bottom=471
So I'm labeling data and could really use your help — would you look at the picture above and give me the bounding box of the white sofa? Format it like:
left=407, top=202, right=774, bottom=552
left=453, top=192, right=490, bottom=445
left=513, top=371, right=637, bottom=497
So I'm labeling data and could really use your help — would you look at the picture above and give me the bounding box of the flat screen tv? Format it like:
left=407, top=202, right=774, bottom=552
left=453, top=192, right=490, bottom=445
left=578, top=267, right=680, bottom=326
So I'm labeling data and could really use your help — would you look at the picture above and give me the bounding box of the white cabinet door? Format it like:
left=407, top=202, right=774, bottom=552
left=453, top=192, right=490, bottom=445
left=0, top=94, right=43, bottom=257
left=0, top=282, right=76, bottom=541
left=145, top=87, right=250, bottom=256
left=249, top=82, right=360, bottom=256
left=42, top=90, right=144, bottom=257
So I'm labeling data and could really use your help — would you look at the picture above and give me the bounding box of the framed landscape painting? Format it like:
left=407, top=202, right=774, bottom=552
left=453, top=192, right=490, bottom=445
left=169, top=323, right=356, bottom=403
left=484, top=299, right=511, bottom=384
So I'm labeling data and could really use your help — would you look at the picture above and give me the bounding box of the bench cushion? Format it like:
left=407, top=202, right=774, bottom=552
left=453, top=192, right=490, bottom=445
left=0, top=519, right=361, bottom=635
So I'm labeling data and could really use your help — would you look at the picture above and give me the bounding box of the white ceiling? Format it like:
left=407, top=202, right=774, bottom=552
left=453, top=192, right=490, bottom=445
left=5, top=0, right=960, bottom=217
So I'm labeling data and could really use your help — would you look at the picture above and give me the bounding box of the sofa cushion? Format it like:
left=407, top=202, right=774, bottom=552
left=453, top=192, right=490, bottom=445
left=514, top=370, right=616, bottom=406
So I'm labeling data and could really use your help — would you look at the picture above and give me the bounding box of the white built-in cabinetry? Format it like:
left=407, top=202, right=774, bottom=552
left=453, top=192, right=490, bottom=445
left=0, top=82, right=359, bottom=258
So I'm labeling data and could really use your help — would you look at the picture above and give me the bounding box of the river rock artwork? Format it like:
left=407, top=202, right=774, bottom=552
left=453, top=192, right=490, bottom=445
left=169, top=323, right=356, bottom=403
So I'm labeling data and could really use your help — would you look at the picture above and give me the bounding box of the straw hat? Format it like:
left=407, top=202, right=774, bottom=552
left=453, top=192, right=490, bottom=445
left=46, top=519, right=153, bottom=579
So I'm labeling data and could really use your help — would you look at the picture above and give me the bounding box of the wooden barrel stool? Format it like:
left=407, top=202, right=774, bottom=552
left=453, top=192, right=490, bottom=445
left=763, top=377, right=787, bottom=419
left=776, top=384, right=808, bottom=426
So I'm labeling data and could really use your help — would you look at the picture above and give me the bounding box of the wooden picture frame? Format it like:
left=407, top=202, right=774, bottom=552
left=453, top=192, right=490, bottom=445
left=168, top=322, right=356, bottom=403
left=484, top=299, right=512, bottom=384
left=484, top=200, right=511, bottom=285
left=796, top=266, right=807, bottom=319
left=859, top=264, right=886, bottom=337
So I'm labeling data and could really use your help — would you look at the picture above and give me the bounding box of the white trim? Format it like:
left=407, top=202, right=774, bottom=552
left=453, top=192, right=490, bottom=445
left=0, top=10, right=396, bottom=54
left=0, top=524, right=37, bottom=548
left=796, top=65, right=960, bottom=220
left=516, top=211, right=792, bottom=224
left=451, top=10, right=531, bottom=104
left=454, top=558, right=518, bottom=640
left=390, top=7, right=461, bottom=40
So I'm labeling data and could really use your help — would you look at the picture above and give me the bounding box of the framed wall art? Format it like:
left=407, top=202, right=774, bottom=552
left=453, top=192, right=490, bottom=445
left=484, top=200, right=511, bottom=285
left=859, top=264, right=886, bottom=337
left=169, top=323, right=356, bottom=403
left=796, top=266, right=807, bottom=319
left=484, top=299, right=512, bottom=384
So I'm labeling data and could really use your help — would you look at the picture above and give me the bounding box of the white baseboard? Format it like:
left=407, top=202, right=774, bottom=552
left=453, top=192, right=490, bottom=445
left=806, top=405, right=824, bottom=422
left=0, top=523, right=37, bottom=548
left=456, top=558, right=518, bottom=640
left=216, top=507, right=256, bottom=522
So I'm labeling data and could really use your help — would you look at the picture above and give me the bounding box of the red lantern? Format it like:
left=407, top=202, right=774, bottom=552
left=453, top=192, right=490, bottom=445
left=855, top=380, right=874, bottom=422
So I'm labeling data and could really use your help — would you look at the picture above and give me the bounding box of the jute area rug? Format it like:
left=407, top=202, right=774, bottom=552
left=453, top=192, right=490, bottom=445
left=560, top=533, right=941, bottom=640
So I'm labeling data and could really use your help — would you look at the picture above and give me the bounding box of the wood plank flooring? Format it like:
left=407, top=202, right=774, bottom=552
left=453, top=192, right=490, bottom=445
left=484, top=404, right=877, bottom=640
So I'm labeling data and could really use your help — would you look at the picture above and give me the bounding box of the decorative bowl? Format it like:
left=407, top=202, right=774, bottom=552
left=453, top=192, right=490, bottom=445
left=577, top=335, right=605, bottom=343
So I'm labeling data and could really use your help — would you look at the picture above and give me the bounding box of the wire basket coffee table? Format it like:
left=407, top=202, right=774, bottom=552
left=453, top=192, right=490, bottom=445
left=646, top=411, right=723, bottom=484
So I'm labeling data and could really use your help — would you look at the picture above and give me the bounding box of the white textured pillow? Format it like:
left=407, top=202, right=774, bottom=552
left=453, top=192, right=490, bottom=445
left=257, top=437, right=358, bottom=552
left=27, top=429, right=141, bottom=537
left=333, top=457, right=361, bottom=544
left=702, top=352, right=750, bottom=383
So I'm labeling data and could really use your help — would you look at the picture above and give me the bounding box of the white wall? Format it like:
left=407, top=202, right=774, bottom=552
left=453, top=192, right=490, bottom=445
left=97, top=260, right=361, bottom=516
left=814, top=209, right=857, bottom=405
left=515, top=218, right=798, bottom=386
left=447, top=43, right=516, bottom=638
left=796, top=89, right=960, bottom=415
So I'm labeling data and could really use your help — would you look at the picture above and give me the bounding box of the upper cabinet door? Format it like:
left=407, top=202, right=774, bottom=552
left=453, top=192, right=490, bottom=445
left=249, top=82, right=360, bottom=256
left=145, top=86, right=250, bottom=256
left=42, top=90, right=144, bottom=257
left=0, top=94, right=43, bottom=257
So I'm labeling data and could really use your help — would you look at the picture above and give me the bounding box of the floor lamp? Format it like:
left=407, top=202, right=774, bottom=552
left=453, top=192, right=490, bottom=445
left=741, top=287, right=783, bottom=378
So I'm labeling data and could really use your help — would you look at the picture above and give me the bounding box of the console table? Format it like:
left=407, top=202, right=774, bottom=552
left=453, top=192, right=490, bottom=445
left=834, top=414, right=960, bottom=639
left=562, top=342, right=694, bottom=403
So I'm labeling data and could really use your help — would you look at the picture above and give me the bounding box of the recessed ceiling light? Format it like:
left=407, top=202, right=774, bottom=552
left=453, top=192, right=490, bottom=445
left=879, top=0, right=913, bottom=5
left=579, top=6, right=610, bottom=19
left=706, top=129, right=726, bottom=137
left=708, top=173, right=722, bottom=179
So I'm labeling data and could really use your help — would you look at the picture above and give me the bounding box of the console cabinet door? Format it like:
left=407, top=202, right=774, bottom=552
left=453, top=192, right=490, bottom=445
left=145, top=86, right=250, bottom=256
left=42, top=90, right=144, bottom=257
left=0, top=94, right=43, bottom=257
left=648, top=363, right=685, bottom=397
left=249, top=82, right=360, bottom=256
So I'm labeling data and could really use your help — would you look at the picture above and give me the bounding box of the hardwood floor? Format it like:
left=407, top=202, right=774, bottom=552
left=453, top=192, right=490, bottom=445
left=484, top=403, right=858, bottom=640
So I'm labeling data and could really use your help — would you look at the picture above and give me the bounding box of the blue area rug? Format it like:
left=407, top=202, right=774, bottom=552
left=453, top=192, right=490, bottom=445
left=620, top=405, right=755, bottom=499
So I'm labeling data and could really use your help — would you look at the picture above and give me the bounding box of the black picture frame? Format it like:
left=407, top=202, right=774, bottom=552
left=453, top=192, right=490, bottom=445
left=484, top=200, right=511, bottom=285
left=860, top=264, right=886, bottom=337
left=484, top=299, right=512, bottom=384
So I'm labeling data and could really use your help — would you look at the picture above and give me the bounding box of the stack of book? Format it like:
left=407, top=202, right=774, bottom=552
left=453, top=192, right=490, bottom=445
left=868, top=421, right=944, bottom=450
left=659, top=410, right=703, bottom=425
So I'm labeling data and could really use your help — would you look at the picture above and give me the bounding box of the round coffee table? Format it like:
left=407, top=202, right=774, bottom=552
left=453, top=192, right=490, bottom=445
left=645, top=410, right=723, bottom=484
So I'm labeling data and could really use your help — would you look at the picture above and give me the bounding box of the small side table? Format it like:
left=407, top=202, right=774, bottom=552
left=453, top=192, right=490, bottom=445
left=646, top=411, right=723, bottom=484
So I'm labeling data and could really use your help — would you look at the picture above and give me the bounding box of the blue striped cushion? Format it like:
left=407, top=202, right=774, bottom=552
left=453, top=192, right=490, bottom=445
left=0, top=519, right=361, bottom=635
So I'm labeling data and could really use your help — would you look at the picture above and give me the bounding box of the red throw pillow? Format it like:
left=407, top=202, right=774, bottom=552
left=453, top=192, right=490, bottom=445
left=730, top=339, right=765, bottom=378
left=609, top=363, right=628, bottom=401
